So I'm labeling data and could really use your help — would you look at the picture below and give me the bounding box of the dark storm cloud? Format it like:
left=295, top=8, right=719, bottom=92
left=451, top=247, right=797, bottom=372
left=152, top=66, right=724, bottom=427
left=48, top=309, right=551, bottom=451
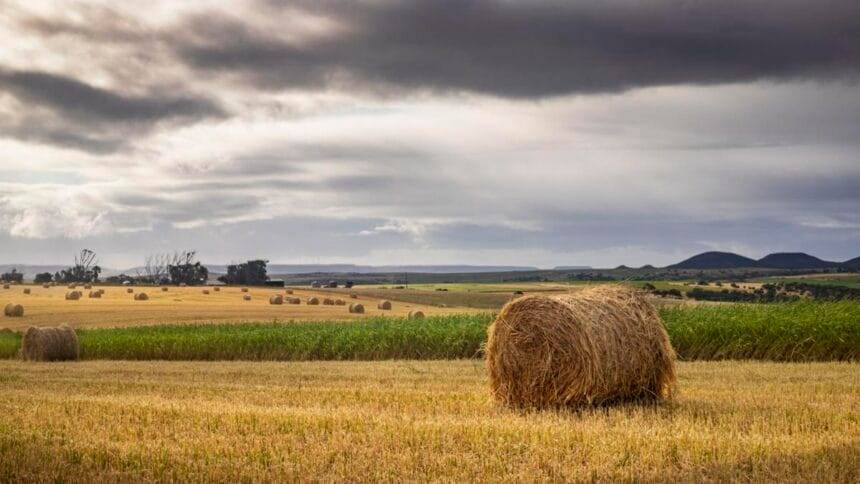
left=0, top=69, right=224, bottom=124
left=0, top=69, right=225, bottom=154
left=176, top=0, right=860, bottom=97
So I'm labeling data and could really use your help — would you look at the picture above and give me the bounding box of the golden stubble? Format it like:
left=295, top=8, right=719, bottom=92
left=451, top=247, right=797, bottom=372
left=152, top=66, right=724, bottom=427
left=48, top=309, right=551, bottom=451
left=0, top=360, right=856, bottom=482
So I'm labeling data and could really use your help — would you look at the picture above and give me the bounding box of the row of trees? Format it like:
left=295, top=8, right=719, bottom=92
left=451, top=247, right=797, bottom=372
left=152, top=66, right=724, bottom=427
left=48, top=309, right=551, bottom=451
left=14, top=249, right=264, bottom=286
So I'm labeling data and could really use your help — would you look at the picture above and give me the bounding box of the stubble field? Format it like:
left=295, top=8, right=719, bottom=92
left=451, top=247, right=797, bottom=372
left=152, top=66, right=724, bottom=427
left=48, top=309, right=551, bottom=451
left=0, top=360, right=856, bottom=482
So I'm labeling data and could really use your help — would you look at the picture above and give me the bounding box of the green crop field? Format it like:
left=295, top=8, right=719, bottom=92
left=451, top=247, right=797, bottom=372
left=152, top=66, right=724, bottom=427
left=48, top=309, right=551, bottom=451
left=2, top=301, right=857, bottom=362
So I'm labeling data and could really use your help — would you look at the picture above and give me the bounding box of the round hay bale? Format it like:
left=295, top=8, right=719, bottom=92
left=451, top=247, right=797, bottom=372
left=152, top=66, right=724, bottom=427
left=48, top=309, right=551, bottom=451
left=84, top=284, right=92, bottom=290
left=68, top=284, right=76, bottom=289
left=243, top=294, right=252, bottom=301
left=202, top=289, right=210, bottom=295
left=334, top=299, right=346, bottom=306
left=23, top=288, right=31, bottom=295
left=2, top=284, right=9, bottom=290
left=241, top=288, right=249, bottom=293
left=269, top=295, right=284, bottom=305
left=285, top=289, right=294, bottom=295
left=21, top=325, right=79, bottom=361
left=134, top=292, right=149, bottom=301
left=162, top=287, right=169, bottom=292
left=323, top=298, right=335, bottom=306
left=486, top=285, right=676, bottom=409
left=348, top=303, right=365, bottom=314
left=349, top=294, right=358, bottom=299
left=180, top=283, right=187, bottom=287
left=213, top=287, right=221, bottom=292
left=408, top=310, right=425, bottom=320
left=42, top=284, right=50, bottom=289
left=88, top=290, right=101, bottom=299
left=286, top=297, right=301, bottom=304
left=127, top=288, right=134, bottom=294
left=65, top=291, right=81, bottom=301
left=378, top=300, right=392, bottom=310
left=4, top=303, right=24, bottom=317
left=307, top=297, right=320, bottom=305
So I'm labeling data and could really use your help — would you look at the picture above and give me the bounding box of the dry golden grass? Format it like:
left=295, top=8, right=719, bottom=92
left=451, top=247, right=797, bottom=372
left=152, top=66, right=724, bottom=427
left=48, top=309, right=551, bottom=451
left=0, top=285, right=477, bottom=329
left=0, top=360, right=856, bottom=482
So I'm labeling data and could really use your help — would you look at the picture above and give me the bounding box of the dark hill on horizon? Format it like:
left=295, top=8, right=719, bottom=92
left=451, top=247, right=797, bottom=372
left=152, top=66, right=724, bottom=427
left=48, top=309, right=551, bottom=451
left=668, top=251, right=759, bottom=269
left=756, top=253, right=841, bottom=269
left=843, top=256, right=860, bottom=270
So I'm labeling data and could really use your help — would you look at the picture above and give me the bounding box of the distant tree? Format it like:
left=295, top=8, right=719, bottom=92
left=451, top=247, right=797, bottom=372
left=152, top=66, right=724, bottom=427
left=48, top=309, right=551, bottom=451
left=168, top=250, right=209, bottom=286
left=1, top=269, right=24, bottom=284
left=218, top=260, right=268, bottom=285
left=34, top=272, right=53, bottom=284
left=54, top=249, right=101, bottom=283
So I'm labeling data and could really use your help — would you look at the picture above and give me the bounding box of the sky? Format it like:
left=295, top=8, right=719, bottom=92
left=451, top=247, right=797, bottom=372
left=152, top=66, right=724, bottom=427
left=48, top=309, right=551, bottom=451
left=0, top=0, right=858, bottom=269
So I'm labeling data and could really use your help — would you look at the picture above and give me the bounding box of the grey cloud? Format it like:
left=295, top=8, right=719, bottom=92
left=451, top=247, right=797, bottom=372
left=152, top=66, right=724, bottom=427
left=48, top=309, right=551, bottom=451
left=175, top=0, right=860, bottom=98
left=0, top=69, right=225, bottom=154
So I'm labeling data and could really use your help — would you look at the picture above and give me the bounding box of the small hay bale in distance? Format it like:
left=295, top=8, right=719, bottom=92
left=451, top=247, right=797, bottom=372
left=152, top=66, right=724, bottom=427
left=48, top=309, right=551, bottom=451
left=334, top=299, right=346, bottom=306
left=323, top=298, right=335, bottom=306
left=88, top=290, right=101, bottom=299
left=213, top=287, right=220, bottom=292
left=348, top=303, right=365, bottom=314
left=243, top=294, right=252, bottom=301
left=349, top=294, right=358, bottom=299
left=65, top=291, right=82, bottom=301
left=162, top=287, right=169, bottom=292
left=378, top=300, right=392, bottom=310
left=42, top=284, right=50, bottom=289
left=68, top=284, right=76, bottom=289
left=23, top=288, right=31, bottom=295
left=202, top=289, right=210, bottom=295
left=21, top=325, right=79, bottom=361
left=84, top=284, right=92, bottom=290
left=307, top=297, right=320, bottom=305
left=126, top=288, right=134, bottom=294
left=285, top=289, right=294, bottom=295
left=4, top=303, right=24, bottom=317
left=269, top=295, right=284, bottom=305
left=2, top=284, right=9, bottom=290
left=486, top=285, right=677, bottom=410
left=286, top=296, right=301, bottom=304
left=134, top=292, right=149, bottom=301
left=408, top=310, right=425, bottom=320
left=241, top=288, right=249, bottom=293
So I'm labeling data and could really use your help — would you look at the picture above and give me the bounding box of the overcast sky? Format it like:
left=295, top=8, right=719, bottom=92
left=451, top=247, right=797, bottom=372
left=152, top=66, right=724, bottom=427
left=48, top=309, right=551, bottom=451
left=1, top=0, right=859, bottom=269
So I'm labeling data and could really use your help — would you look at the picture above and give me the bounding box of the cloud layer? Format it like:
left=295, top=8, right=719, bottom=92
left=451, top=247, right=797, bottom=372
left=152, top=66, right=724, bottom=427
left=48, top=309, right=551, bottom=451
left=0, top=0, right=858, bottom=267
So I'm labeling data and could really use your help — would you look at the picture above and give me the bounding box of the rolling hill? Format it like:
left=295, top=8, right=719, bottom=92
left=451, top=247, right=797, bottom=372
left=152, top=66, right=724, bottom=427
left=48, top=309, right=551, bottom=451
left=668, top=252, right=759, bottom=269
left=756, top=253, right=841, bottom=269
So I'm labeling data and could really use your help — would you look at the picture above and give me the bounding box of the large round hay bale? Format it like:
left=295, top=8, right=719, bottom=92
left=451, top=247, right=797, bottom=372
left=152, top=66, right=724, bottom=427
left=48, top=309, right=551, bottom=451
left=269, top=295, right=284, bottom=305
left=408, top=310, right=425, bottom=320
left=88, top=290, right=101, bottom=299
left=23, top=288, right=31, bottom=295
left=378, top=300, right=392, bottom=310
left=243, top=294, right=252, bottom=301
left=334, top=299, right=346, bottom=306
left=323, top=298, right=335, bottom=306
left=307, top=297, right=320, bottom=305
left=286, top=297, right=301, bottom=304
left=4, top=303, right=24, bottom=317
left=65, top=291, right=81, bottom=301
left=486, top=285, right=676, bottom=409
left=134, top=292, right=149, bottom=301
left=21, top=325, right=79, bottom=361
left=349, top=303, right=365, bottom=314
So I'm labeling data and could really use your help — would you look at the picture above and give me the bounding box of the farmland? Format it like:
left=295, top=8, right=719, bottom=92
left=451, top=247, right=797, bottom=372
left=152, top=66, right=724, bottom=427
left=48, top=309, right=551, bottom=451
left=0, top=360, right=856, bottom=482
left=0, top=285, right=476, bottom=330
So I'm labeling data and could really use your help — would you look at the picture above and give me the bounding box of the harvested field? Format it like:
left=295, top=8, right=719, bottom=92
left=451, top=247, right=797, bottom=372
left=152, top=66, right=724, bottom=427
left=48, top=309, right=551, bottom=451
left=0, top=285, right=476, bottom=329
left=0, top=360, right=855, bottom=482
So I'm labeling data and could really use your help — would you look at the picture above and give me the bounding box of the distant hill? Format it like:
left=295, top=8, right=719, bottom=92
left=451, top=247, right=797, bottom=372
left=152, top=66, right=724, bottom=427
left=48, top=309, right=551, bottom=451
left=843, top=257, right=860, bottom=270
left=756, top=252, right=841, bottom=269
left=553, top=265, right=592, bottom=270
left=215, top=264, right=540, bottom=275
left=668, top=251, right=759, bottom=269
